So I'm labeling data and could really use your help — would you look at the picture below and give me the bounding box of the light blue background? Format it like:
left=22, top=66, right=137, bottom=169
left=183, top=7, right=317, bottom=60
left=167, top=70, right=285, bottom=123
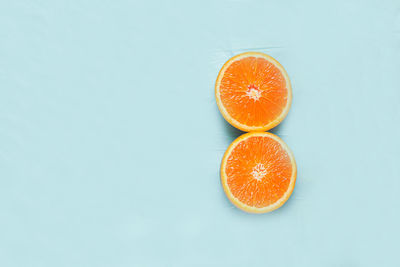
left=1, top=0, right=399, bottom=266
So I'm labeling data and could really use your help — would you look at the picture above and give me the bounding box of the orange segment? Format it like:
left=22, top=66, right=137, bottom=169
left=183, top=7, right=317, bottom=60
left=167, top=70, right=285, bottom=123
left=221, top=132, right=296, bottom=213
left=215, top=52, right=292, bottom=132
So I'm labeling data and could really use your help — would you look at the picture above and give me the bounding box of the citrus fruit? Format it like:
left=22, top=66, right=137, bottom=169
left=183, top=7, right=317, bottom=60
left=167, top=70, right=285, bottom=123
left=221, top=132, right=296, bottom=213
left=215, top=52, right=292, bottom=132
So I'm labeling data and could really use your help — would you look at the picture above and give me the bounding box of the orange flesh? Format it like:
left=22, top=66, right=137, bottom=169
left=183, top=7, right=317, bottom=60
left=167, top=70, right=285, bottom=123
left=220, top=56, right=288, bottom=127
left=225, top=136, right=293, bottom=208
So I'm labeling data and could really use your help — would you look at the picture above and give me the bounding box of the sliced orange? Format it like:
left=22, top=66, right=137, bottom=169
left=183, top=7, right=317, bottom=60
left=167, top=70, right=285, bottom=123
left=215, top=52, right=292, bottom=132
left=221, top=132, right=296, bottom=213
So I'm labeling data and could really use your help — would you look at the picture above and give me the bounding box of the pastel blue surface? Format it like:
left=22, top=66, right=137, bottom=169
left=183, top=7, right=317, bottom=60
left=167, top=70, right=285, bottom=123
left=1, top=0, right=399, bottom=266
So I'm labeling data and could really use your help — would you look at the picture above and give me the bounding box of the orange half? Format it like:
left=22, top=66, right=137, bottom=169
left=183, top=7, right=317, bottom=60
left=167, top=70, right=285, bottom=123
left=221, top=132, right=297, bottom=213
left=215, top=52, right=292, bottom=132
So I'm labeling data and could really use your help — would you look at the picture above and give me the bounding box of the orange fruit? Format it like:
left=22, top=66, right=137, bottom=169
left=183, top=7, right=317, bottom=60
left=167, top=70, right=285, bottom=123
left=221, top=132, right=296, bottom=213
left=215, top=52, right=292, bottom=132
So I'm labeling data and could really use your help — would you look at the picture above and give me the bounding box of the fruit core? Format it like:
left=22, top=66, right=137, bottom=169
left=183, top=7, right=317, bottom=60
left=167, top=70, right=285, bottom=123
left=246, top=85, right=261, bottom=101
left=251, top=163, right=267, bottom=181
